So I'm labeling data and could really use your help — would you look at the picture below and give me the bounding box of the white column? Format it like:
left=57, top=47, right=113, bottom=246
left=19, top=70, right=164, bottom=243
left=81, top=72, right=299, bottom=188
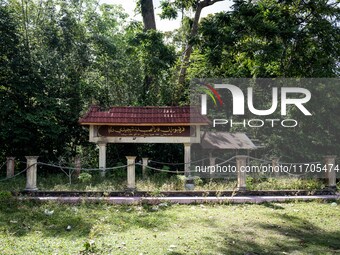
left=184, top=143, right=191, bottom=177
left=271, top=157, right=280, bottom=177
left=74, top=156, right=81, bottom=178
left=142, top=157, right=149, bottom=179
left=6, top=157, right=15, bottom=178
left=98, top=142, right=107, bottom=177
left=324, top=155, right=337, bottom=188
left=126, top=156, right=136, bottom=190
left=236, top=155, right=248, bottom=191
left=25, top=156, right=39, bottom=191
left=209, top=153, right=216, bottom=178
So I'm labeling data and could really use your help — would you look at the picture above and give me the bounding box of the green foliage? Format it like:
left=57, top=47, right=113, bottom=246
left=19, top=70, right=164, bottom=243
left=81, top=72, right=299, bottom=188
left=190, top=0, right=340, bottom=161
left=110, top=162, right=127, bottom=179
left=159, top=0, right=201, bottom=20
left=1, top=170, right=327, bottom=192
left=149, top=188, right=163, bottom=197
left=246, top=176, right=254, bottom=189
left=169, top=175, right=186, bottom=190
left=159, top=1, right=178, bottom=20
left=193, top=176, right=203, bottom=186
left=0, top=191, right=12, bottom=200
left=195, top=0, right=339, bottom=78
left=0, top=0, right=177, bottom=163
left=78, top=172, right=92, bottom=183
left=81, top=240, right=98, bottom=254
left=0, top=190, right=17, bottom=210
left=162, top=165, right=170, bottom=171
left=246, top=177, right=325, bottom=191
left=1, top=0, right=92, bottom=158
left=129, top=29, right=176, bottom=105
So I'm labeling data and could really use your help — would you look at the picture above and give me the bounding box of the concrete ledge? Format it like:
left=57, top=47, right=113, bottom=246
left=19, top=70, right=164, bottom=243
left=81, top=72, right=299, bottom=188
left=18, top=195, right=340, bottom=204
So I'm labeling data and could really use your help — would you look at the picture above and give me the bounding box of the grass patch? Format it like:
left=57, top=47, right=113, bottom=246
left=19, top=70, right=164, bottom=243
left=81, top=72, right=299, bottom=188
left=246, top=176, right=326, bottom=191
left=0, top=199, right=339, bottom=254
left=0, top=171, right=328, bottom=192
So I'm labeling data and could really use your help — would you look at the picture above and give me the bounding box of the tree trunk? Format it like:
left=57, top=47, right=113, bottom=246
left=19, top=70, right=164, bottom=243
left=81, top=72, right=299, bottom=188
left=140, top=0, right=156, bottom=31
left=178, top=0, right=224, bottom=86
left=139, top=0, right=156, bottom=104
left=178, top=4, right=203, bottom=86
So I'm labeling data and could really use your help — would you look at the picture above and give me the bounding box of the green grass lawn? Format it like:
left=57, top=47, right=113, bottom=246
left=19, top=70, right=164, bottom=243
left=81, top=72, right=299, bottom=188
left=0, top=197, right=339, bottom=255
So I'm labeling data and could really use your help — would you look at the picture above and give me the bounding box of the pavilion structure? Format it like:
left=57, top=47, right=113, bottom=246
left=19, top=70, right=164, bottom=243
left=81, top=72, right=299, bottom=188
left=198, top=131, right=258, bottom=179
left=79, top=105, right=210, bottom=176
left=201, top=132, right=257, bottom=151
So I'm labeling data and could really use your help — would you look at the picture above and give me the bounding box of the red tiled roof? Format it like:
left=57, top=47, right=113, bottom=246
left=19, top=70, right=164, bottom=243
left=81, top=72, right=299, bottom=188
left=79, top=106, right=209, bottom=126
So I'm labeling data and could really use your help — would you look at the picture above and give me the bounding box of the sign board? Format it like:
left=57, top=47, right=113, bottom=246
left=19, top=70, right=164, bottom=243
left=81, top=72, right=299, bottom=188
left=98, top=126, right=193, bottom=137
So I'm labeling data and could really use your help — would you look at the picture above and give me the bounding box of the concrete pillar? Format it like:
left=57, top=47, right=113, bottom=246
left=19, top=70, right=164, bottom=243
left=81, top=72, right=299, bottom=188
left=271, top=157, right=280, bottom=177
left=74, top=156, right=81, bottom=178
left=323, top=155, right=337, bottom=189
left=236, top=155, right=248, bottom=191
left=184, top=143, right=191, bottom=177
left=25, top=156, right=39, bottom=191
left=209, top=153, right=216, bottom=178
left=98, top=142, right=107, bottom=177
left=126, top=156, right=136, bottom=190
left=6, top=157, right=15, bottom=178
left=142, top=157, right=149, bottom=179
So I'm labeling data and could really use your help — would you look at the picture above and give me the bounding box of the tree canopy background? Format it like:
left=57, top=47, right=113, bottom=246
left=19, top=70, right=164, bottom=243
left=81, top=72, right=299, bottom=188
left=0, top=0, right=339, bottom=166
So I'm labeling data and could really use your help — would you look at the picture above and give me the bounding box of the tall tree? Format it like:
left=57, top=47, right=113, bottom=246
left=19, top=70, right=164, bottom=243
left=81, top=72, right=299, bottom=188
left=176, top=0, right=225, bottom=86
left=14, top=0, right=92, bottom=158
left=140, top=0, right=156, bottom=31
left=141, top=0, right=226, bottom=87
left=136, top=0, right=176, bottom=105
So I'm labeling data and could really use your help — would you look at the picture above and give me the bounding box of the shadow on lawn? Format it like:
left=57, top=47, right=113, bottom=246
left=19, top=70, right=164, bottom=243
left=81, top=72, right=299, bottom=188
left=0, top=199, right=176, bottom=238
left=211, top=207, right=340, bottom=255
left=260, top=213, right=340, bottom=251
left=261, top=202, right=285, bottom=210
left=199, top=203, right=340, bottom=255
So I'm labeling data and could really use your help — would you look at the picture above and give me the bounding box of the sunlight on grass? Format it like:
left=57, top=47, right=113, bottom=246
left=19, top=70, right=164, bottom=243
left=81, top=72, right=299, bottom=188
left=0, top=198, right=339, bottom=255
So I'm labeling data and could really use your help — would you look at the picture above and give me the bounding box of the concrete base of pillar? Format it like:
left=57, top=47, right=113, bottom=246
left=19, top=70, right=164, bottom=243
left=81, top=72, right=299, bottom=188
left=24, top=187, right=38, bottom=191
left=100, top=170, right=106, bottom=178
left=125, top=188, right=136, bottom=192
left=236, top=187, right=246, bottom=192
left=325, top=185, right=337, bottom=191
